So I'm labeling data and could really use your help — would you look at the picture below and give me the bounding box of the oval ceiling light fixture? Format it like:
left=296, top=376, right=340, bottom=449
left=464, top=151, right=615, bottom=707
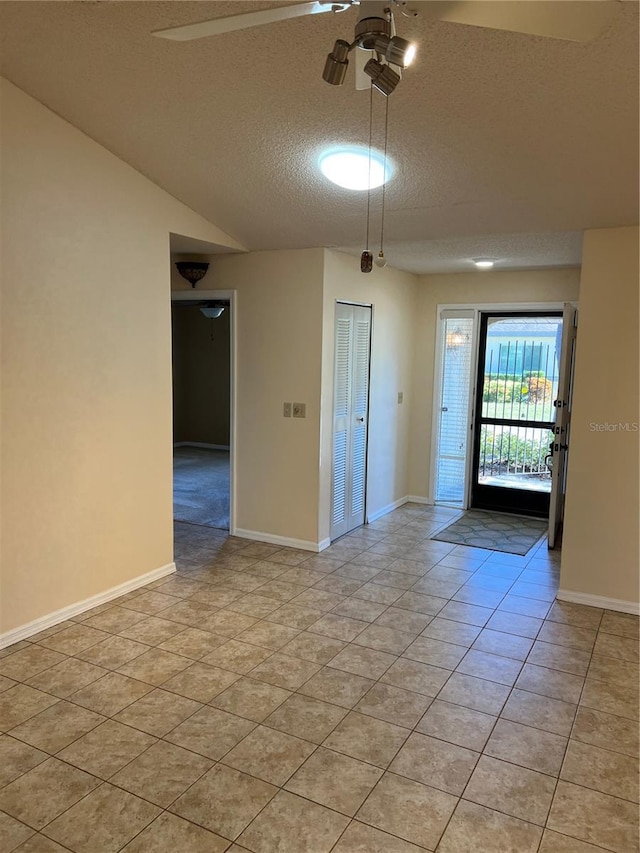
left=318, top=145, right=393, bottom=191
left=473, top=258, right=496, bottom=269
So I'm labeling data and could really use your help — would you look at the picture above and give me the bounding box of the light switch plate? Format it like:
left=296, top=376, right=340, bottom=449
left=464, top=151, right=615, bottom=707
left=397, top=392, right=404, bottom=404
left=292, top=402, right=306, bottom=418
left=283, top=402, right=292, bottom=417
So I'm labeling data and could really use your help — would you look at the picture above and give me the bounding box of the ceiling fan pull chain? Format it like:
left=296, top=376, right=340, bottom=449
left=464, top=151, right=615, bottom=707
left=365, top=80, right=374, bottom=252
left=376, top=91, right=390, bottom=268
left=361, top=81, right=375, bottom=273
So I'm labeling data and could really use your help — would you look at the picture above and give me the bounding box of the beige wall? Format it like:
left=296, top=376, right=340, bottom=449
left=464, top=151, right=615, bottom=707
left=171, top=249, right=418, bottom=547
left=172, top=249, right=326, bottom=546
left=3, top=76, right=634, bottom=643
left=320, top=251, right=418, bottom=542
left=560, top=227, right=639, bottom=608
left=0, top=79, right=242, bottom=636
left=172, top=304, right=230, bottom=445
left=407, top=268, right=582, bottom=500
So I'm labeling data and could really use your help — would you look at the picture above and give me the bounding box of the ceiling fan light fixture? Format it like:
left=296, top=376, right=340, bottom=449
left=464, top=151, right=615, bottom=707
left=373, top=34, right=417, bottom=68
left=355, top=14, right=391, bottom=50
left=323, top=39, right=350, bottom=86
left=200, top=305, right=225, bottom=319
left=364, top=58, right=400, bottom=96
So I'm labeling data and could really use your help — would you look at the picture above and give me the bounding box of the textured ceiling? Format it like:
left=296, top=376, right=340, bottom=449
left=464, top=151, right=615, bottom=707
left=1, top=1, right=638, bottom=273
left=337, top=229, right=585, bottom=274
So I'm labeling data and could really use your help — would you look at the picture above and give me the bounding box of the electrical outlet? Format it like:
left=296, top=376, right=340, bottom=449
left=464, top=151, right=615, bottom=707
left=283, top=402, right=292, bottom=418
left=397, top=392, right=404, bottom=404
left=292, top=402, right=306, bottom=419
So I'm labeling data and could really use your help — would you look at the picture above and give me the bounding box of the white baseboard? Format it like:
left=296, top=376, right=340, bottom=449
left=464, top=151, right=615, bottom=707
left=366, top=497, right=408, bottom=524
left=0, top=562, right=176, bottom=650
left=233, top=528, right=326, bottom=553
left=556, top=588, right=640, bottom=616
left=366, top=495, right=434, bottom=524
left=174, top=442, right=230, bottom=451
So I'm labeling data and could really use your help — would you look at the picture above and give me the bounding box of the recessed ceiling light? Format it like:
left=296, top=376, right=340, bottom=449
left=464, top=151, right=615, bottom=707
left=318, top=146, right=393, bottom=191
left=473, top=258, right=496, bottom=269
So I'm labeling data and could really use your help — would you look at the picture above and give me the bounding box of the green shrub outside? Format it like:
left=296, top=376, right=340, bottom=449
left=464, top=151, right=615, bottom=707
left=482, top=372, right=551, bottom=404
left=479, top=426, right=553, bottom=474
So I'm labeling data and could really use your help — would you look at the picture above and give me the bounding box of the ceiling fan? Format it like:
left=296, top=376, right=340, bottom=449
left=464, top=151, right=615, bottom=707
left=152, top=0, right=620, bottom=93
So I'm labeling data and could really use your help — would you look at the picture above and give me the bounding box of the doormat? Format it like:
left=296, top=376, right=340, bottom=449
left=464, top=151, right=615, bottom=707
left=432, top=510, right=547, bottom=555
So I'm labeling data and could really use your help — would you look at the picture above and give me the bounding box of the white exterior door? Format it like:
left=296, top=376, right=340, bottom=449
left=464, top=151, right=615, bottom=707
left=548, top=303, right=578, bottom=549
left=331, top=303, right=372, bottom=541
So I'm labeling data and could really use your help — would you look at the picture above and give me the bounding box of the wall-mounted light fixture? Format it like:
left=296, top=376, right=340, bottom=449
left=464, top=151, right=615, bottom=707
left=446, top=329, right=469, bottom=348
left=175, top=261, right=210, bottom=288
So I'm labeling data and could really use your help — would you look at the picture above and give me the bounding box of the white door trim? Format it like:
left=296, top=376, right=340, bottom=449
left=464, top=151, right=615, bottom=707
left=171, top=289, right=237, bottom=534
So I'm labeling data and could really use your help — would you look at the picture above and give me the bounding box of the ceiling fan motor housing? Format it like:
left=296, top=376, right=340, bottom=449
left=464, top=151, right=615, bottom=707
left=355, top=15, right=391, bottom=50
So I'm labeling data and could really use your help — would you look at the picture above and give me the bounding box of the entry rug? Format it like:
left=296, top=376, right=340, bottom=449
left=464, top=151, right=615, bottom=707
left=433, top=509, right=547, bottom=555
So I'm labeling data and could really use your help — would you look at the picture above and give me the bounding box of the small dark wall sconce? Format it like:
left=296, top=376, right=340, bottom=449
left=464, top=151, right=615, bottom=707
left=175, top=261, right=210, bottom=288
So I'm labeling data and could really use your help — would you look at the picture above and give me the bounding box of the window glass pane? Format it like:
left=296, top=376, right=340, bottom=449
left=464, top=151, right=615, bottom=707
left=482, top=317, right=563, bottom=423
left=435, top=318, right=473, bottom=504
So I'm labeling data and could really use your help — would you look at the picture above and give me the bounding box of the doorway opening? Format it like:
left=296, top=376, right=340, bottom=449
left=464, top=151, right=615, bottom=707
left=171, top=293, right=234, bottom=531
left=432, top=303, right=576, bottom=545
left=471, top=312, right=563, bottom=518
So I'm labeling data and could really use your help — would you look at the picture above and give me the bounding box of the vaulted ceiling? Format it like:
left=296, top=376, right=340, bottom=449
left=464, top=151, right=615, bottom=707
left=1, top=1, right=638, bottom=272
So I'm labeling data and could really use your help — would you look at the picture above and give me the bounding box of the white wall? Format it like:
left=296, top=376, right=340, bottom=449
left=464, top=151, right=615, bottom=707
left=560, top=227, right=639, bottom=610
left=407, top=268, right=582, bottom=501
left=320, top=251, right=418, bottom=542
left=0, top=79, right=242, bottom=638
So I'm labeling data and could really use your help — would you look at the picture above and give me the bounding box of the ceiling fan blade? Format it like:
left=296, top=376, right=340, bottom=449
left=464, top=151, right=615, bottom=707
left=152, top=1, right=349, bottom=42
left=354, top=46, right=374, bottom=89
left=422, top=0, right=620, bottom=43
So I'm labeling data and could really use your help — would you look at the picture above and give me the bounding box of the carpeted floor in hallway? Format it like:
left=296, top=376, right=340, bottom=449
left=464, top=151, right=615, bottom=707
left=173, top=447, right=230, bottom=530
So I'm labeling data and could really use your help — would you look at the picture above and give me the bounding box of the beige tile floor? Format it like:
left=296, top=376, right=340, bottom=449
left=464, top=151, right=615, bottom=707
left=0, top=503, right=638, bottom=853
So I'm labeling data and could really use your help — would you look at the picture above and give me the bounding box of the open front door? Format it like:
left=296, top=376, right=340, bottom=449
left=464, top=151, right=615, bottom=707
left=471, top=312, right=563, bottom=517
left=548, top=303, right=578, bottom=549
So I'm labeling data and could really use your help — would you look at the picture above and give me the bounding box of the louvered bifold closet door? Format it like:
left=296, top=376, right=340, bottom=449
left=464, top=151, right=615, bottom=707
left=331, top=310, right=352, bottom=539
left=350, top=308, right=371, bottom=522
left=331, top=303, right=372, bottom=541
